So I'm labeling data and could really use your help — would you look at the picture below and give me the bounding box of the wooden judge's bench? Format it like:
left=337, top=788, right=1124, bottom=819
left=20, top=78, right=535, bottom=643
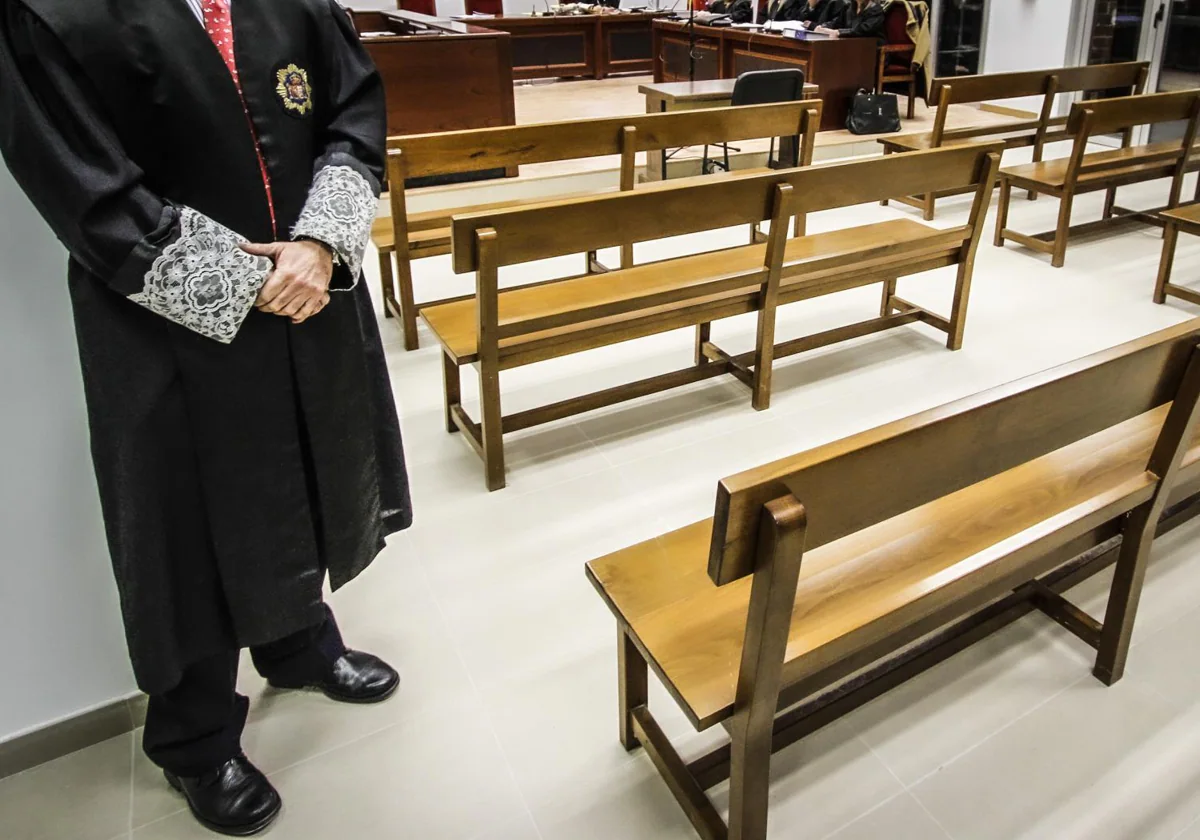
left=349, top=9, right=517, bottom=137
left=652, top=20, right=877, bottom=131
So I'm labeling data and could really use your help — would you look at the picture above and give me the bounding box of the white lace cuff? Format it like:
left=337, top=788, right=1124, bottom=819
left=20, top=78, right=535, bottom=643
left=128, top=208, right=271, bottom=345
left=290, top=165, right=377, bottom=289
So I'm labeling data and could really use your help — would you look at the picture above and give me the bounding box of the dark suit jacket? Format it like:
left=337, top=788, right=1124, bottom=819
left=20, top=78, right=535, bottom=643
left=796, top=0, right=841, bottom=26
left=834, top=0, right=886, bottom=40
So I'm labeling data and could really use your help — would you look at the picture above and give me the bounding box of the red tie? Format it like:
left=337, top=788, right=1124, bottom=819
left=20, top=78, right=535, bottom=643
left=201, top=0, right=278, bottom=235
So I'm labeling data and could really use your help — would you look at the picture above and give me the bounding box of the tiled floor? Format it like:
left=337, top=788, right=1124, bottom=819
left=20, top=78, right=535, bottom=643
left=6, top=149, right=1200, bottom=840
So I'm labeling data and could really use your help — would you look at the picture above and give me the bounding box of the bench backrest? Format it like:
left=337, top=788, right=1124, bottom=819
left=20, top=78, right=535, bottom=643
left=1060, top=90, right=1200, bottom=197
left=450, top=143, right=1000, bottom=273
left=708, top=319, right=1200, bottom=585
left=927, top=62, right=1149, bottom=149
left=388, top=101, right=824, bottom=179
left=1067, top=89, right=1200, bottom=138
left=929, top=62, right=1148, bottom=106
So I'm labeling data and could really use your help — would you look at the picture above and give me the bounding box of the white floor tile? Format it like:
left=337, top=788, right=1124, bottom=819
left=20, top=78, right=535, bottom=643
left=910, top=676, right=1194, bottom=840
left=820, top=792, right=951, bottom=840
left=0, top=733, right=132, bottom=840
left=851, top=615, right=1094, bottom=787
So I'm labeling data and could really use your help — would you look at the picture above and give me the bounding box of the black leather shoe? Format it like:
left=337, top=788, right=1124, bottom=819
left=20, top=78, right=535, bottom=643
left=270, top=650, right=400, bottom=704
left=164, top=754, right=281, bottom=836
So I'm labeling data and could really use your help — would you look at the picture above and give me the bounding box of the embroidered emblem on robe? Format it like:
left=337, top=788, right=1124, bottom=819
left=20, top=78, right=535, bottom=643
left=275, top=65, right=313, bottom=116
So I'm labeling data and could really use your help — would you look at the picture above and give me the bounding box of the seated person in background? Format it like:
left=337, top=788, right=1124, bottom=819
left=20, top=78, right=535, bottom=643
left=797, top=0, right=843, bottom=28
left=814, top=0, right=885, bottom=39
left=762, top=0, right=803, bottom=21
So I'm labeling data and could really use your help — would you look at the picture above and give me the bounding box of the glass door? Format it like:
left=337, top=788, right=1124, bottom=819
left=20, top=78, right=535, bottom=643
left=933, top=0, right=988, bottom=79
left=1148, top=0, right=1200, bottom=142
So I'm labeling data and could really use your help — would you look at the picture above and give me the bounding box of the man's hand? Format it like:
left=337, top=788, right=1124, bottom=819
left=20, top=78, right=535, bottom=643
left=814, top=25, right=839, bottom=37
left=241, top=240, right=334, bottom=325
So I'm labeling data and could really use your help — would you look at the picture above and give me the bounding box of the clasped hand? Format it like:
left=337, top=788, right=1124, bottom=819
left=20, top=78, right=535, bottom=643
left=241, top=240, right=333, bottom=325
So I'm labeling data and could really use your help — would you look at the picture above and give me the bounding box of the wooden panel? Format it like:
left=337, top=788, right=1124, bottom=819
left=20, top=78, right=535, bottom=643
left=660, top=34, right=722, bottom=81
left=450, top=144, right=998, bottom=272
left=362, top=30, right=514, bottom=137
left=929, top=61, right=1148, bottom=105
left=730, top=48, right=809, bottom=78
left=391, top=101, right=819, bottom=177
left=709, top=319, right=1200, bottom=585
left=1069, top=90, right=1200, bottom=136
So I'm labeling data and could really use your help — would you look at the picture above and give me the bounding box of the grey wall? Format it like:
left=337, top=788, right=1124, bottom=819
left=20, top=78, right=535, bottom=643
left=0, top=163, right=136, bottom=744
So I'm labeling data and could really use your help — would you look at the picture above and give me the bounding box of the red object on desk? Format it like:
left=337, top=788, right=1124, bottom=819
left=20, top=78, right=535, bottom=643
left=398, top=0, right=438, bottom=14
left=464, top=0, right=504, bottom=14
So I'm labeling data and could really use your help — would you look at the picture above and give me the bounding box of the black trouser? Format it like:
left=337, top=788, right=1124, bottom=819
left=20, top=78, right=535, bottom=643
left=143, top=604, right=346, bottom=776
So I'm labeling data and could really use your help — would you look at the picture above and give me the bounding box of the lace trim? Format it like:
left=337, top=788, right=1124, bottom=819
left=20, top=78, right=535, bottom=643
left=290, top=165, right=377, bottom=287
left=128, top=208, right=270, bottom=345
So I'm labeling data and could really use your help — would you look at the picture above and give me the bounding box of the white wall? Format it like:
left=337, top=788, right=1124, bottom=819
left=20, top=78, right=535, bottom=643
left=982, top=0, right=1079, bottom=112
left=0, top=164, right=136, bottom=744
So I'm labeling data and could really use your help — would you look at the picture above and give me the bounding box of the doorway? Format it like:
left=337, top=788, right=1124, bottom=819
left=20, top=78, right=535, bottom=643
left=1075, top=0, right=1200, bottom=141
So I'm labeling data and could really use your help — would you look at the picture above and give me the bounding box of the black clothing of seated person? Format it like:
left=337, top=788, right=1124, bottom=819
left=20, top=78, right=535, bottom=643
left=763, top=0, right=803, bottom=22
left=815, top=0, right=885, bottom=40
left=796, top=0, right=842, bottom=28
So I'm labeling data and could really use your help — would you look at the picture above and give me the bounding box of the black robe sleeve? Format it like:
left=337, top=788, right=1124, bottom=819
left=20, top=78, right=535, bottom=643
left=838, top=1, right=886, bottom=39
left=289, top=0, right=386, bottom=290
left=0, top=2, right=273, bottom=344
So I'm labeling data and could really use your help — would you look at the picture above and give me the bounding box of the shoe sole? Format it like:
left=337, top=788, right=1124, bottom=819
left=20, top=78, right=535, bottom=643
left=268, top=675, right=401, bottom=705
left=165, top=772, right=282, bottom=837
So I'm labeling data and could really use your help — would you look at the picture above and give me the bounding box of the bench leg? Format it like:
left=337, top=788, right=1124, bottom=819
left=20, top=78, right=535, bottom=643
left=792, top=213, right=807, bottom=239
left=727, top=712, right=773, bottom=840
left=618, top=627, right=648, bottom=752
left=1155, top=223, right=1180, bottom=304
left=751, top=308, right=777, bottom=412
left=994, top=179, right=1012, bottom=248
left=922, top=192, right=936, bottom=222
left=397, top=251, right=420, bottom=352
left=879, top=278, right=897, bottom=316
left=1051, top=192, right=1075, bottom=269
left=1094, top=504, right=1156, bottom=686
left=880, top=146, right=891, bottom=206
left=946, top=262, right=973, bottom=351
left=378, top=248, right=396, bottom=320
left=442, top=352, right=461, bottom=434
left=694, top=322, right=712, bottom=366
left=1103, top=185, right=1118, bottom=221
left=479, top=362, right=506, bottom=492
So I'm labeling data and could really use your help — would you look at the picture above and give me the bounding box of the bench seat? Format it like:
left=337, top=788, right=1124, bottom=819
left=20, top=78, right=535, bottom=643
left=882, top=117, right=1070, bottom=153
left=1001, top=140, right=1200, bottom=192
left=588, top=404, right=1200, bottom=729
left=422, top=218, right=957, bottom=365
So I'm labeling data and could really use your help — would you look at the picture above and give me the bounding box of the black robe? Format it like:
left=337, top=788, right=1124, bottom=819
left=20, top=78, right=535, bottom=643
left=0, top=0, right=412, bottom=694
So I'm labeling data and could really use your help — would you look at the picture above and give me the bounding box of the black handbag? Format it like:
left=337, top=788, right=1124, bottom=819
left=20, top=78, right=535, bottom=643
left=845, top=89, right=902, bottom=135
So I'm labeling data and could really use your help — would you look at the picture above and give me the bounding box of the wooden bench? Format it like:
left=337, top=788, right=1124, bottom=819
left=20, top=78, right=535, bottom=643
left=587, top=319, right=1200, bottom=840
left=377, top=102, right=823, bottom=350
left=423, top=143, right=1000, bottom=490
left=1155, top=202, right=1200, bottom=306
left=880, top=62, right=1148, bottom=220
left=995, top=90, right=1200, bottom=268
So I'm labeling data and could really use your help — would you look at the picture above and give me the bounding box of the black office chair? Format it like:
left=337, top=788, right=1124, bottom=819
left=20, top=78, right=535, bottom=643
left=702, top=68, right=807, bottom=174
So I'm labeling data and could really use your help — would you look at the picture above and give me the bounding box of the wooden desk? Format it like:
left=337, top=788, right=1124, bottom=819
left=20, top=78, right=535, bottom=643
left=466, top=12, right=664, bottom=80
left=651, top=21, right=877, bottom=131
left=639, top=79, right=820, bottom=179
left=353, top=10, right=515, bottom=138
